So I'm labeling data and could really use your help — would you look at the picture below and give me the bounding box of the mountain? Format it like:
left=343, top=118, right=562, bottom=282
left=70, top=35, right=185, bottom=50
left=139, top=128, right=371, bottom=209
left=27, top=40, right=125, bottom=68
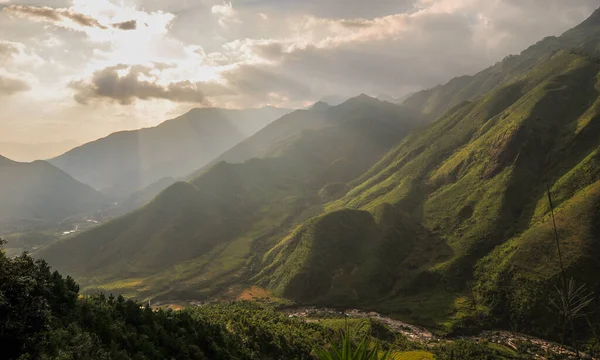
left=0, top=155, right=105, bottom=223
left=49, top=107, right=291, bottom=199
left=0, top=140, right=79, bottom=162
left=37, top=6, right=600, bottom=340
left=191, top=95, right=409, bottom=175
left=260, top=48, right=600, bottom=333
left=309, top=101, right=331, bottom=111
left=402, top=7, right=600, bottom=118
left=232, top=8, right=600, bottom=334
left=38, top=95, right=423, bottom=299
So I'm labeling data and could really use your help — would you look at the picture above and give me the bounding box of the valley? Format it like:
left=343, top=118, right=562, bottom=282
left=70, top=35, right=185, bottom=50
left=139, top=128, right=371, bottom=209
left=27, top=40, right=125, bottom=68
left=3, top=3, right=600, bottom=359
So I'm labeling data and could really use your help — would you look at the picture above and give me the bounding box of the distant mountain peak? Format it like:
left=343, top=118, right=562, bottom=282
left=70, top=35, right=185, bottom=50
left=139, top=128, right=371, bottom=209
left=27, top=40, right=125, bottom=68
left=309, top=101, right=331, bottom=111
left=355, top=93, right=375, bottom=100
left=339, top=93, right=381, bottom=107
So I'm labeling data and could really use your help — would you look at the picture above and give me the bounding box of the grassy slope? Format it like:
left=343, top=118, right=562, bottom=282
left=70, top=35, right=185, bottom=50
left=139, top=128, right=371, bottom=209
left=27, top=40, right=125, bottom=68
left=258, top=50, right=600, bottom=331
left=39, top=96, right=423, bottom=301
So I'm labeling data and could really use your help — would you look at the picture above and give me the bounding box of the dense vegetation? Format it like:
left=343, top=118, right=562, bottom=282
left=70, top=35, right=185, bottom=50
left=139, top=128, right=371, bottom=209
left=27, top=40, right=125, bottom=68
left=1, top=239, right=340, bottom=359
left=5, top=240, right=524, bottom=360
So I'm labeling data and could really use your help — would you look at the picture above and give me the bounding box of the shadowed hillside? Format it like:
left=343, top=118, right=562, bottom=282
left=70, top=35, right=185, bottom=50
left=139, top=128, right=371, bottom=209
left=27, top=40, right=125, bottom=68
left=0, top=155, right=105, bottom=223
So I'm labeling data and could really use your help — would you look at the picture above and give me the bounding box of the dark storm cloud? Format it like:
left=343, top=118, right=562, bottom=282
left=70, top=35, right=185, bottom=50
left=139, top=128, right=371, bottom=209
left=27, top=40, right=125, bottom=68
left=0, top=75, right=30, bottom=95
left=112, top=20, right=137, bottom=30
left=69, top=64, right=209, bottom=105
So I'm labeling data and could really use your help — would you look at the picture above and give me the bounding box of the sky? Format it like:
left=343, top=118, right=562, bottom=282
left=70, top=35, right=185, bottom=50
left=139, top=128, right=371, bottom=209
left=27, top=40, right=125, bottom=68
left=0, top=0, right=598, bottom=146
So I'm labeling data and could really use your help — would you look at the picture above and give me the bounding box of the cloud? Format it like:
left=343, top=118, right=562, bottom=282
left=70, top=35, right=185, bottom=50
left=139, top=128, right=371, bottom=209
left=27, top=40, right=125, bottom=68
left=112, top=19, right=137, bottom=30
left=0, top=74, right=30, bottom=95
left=212, top=1, right=242, bottom=28
left=3, top=4, right=138, bottom=31
left=1, top=0, right=599, bottom=143
left=215, top=0, right=599, bottom=100
left=221, top=64, right=312, bottom=101
left=0, top=41, right=19, bottom=63
left=69, top=64, right=212, bottom=105
left=4, top=4, right=108, bottom=29
left=235, top=0, right=415, bottom=20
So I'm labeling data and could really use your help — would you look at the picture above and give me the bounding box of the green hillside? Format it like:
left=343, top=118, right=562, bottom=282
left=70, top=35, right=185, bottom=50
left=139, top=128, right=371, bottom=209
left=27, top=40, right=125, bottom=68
left=256, top=205, right=450, bottom=307
left=260, top=49, right=600, bottom=335
left=38, top=96, right=423, bottom=300
left=50, top=107, right=290, bottom=199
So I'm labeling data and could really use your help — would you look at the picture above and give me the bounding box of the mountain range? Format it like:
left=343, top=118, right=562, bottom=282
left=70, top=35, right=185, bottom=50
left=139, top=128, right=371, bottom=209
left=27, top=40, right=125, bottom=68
left=24, top=5, right=600, bottom=339
left=38, top=95, right=424, bottom=298
left=49, top=107, right=291, bottom=199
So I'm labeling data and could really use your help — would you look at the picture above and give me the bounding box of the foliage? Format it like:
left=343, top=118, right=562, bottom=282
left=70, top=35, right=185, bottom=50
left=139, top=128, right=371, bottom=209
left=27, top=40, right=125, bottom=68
left=1, top=242, right=328, bottom=359
left=314, top=324, right=391, bottom=360
left=2, top=241, right=425, bottom=360
left=433, top=340, right=505, bottom=360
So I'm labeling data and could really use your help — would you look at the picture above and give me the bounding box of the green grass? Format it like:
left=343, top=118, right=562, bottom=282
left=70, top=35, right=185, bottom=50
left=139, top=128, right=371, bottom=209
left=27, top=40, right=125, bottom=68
left=391, top=351, right=434, bottom=360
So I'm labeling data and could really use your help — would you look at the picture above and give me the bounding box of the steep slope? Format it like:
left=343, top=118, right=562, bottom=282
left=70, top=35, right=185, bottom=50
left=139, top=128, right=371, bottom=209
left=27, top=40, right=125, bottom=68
left=256, top=205, right=450, bottom=307
left=49, top=107, right=290, bottom=199
left=38, top=96, right=423, bottom=299
left=403, top=7, right=600, bottom=118
left=258, top=49, right=600, bottom=332
left=0, top=155, right=105, bottom=223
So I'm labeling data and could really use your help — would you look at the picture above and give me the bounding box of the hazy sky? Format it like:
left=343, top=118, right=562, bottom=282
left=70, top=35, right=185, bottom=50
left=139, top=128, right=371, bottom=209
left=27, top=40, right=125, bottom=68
left=0, top=0, right=597, bottom=144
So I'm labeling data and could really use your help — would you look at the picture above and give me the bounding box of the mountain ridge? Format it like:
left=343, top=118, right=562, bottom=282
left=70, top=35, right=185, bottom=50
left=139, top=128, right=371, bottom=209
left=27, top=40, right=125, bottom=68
left=38, top=96, right=424, bottom=300
left=50, top=106, right=291, bottom=199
